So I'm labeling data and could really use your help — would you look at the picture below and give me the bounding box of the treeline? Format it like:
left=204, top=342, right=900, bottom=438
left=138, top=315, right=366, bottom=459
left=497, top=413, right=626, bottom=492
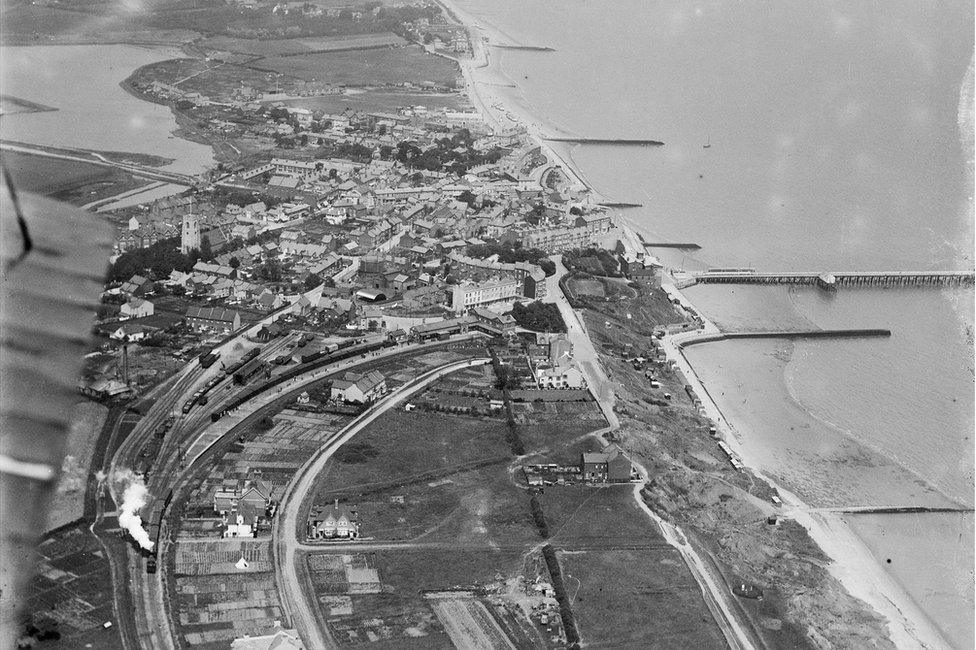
left=542, top=544, right=582, bottom=647
left=394, top=130, right=504, bottom=175
left=563, top=247, right=622, bottom=277
left=108, top=238, right=195, bottom=283
left=466, top=240, right=556, bottom=276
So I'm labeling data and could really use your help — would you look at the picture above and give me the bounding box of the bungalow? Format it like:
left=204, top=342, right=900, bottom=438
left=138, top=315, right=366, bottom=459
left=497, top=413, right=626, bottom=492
left=119, top=297, right=154, bottom=320
left=109, top=323, right=152, bottom=342
left=330, top=370, right=386, bottom=404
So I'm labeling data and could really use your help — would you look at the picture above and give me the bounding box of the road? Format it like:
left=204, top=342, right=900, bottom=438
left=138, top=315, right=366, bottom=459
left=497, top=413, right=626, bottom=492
left=543, top=256, right=618, bottom=429
left=273, top=358, right=490, bottom=650
left=630, top=461, right=759, bottom=650
left=545, top=259, right=759, bottom=650
left=0, top=141, right=197, bottom=186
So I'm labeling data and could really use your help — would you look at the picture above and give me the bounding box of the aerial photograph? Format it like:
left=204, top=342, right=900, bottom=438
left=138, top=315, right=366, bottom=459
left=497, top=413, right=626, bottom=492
left=0, top=0, right=972, bottom=648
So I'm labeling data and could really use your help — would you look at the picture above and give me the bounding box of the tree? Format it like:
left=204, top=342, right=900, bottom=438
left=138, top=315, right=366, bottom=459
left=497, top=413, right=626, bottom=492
left=200, top=235, right=213, bottom=261
left=509, top=301, right=566, bottom=332
left=304, top=274, right=321, bottom=290
left=228, top=256, right=241, bottom=269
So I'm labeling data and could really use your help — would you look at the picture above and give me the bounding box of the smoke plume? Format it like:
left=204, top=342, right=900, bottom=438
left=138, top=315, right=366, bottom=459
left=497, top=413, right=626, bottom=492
left=114, top=469, right=154, bottom=551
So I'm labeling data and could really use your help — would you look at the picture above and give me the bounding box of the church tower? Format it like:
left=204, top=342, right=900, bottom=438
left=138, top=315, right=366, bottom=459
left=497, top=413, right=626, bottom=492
left=181, top=213, right=201, bottom=254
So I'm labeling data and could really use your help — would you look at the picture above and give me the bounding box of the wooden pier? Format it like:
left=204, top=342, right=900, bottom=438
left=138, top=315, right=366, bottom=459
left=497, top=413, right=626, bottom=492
left=643, top=242, right=702, bottom=250
left=678, top=328, right=892, bottom=349
left=544, top=137, right=665, bottom=146
left=693, top=270, right=975, bottom=289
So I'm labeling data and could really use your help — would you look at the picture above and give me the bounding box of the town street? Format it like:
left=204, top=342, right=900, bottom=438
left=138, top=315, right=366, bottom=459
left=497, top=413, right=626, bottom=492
left=544, top=255, right=619, bottom=429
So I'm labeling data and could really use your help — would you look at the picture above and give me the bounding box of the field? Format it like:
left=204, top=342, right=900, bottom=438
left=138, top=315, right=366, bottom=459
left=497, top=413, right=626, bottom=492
left=23, top=525, right=123, bottom=649
left=2, top=149, right=152, bottom=204
left=305, top=548, right=545, bottom=649
left=513, top=400, right=607, bottom=456
left=173, top=537, right=284, bottom=649
left=557, top=548, right=727, bottom=649
left=199, top=32, right=407, bottom=56
left=247, top=45, right=459, bottom=88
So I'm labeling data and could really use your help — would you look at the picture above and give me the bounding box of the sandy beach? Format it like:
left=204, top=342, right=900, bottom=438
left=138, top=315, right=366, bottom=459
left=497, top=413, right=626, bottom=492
left=438, top=1, right=960, bottom=646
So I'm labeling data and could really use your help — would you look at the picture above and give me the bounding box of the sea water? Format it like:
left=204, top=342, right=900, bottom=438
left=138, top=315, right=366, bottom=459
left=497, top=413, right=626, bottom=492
left=450, top=0, right=976, bottom=645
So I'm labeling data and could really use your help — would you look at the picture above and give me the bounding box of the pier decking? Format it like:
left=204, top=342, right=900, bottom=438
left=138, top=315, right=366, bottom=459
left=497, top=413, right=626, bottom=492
left=544, top=137, right=665, bottom=146
left=677, top=329, right=891, bottom=349
left=694, top=270, right=974, bottom=289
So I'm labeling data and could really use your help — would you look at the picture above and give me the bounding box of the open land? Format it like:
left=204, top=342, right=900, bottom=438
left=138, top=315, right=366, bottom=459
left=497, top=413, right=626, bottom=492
left=196, top=33, right=408, bottom=57
left=291, top=351, right=730, bottom=647
left=572, top=283, right=896, bottom=648
left=246, top=46, right=459, bottom=88
left=25, top=525, right=124, bottom=649
left=1, top=149, right=152, bottom=204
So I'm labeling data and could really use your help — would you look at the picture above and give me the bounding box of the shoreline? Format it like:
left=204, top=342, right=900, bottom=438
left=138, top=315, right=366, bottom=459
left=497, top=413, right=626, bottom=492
left=664, top=289, right=954, bottom=649
left=439, top=1, right=959, bottom=647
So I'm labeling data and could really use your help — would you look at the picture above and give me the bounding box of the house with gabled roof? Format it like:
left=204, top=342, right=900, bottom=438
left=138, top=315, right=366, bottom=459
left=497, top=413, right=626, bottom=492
left=186, top=306, right=241, bottom=333
left=308, top=499, right=359, bottom=539
left=120, top=297, right=154, bottom=320
left=330, top=370, right=386, bottom=404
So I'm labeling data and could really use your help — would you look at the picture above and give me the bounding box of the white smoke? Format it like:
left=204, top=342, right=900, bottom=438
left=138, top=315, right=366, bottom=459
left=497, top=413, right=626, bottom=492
left=114, top=469, right=154, bottom=551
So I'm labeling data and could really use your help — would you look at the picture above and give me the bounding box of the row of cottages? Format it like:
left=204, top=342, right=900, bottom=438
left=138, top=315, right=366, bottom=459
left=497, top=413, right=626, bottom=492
left=213, top=481, right=275, bottom=538
left=330, top=370, right=386, bottom=404
left=501, top=213, right=615, bottom=254
left=581, top=448, right=634, bottom=483
left=447, top=252, right=548, bottom=300
left=185, top=306, right=241, bottom=333
left=307, top=499, right=359, bottom=540
left=116, top=220, right=179, bottom=253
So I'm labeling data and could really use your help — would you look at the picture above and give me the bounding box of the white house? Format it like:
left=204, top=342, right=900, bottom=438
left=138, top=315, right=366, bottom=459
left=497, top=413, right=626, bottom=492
left=120, top=297, right=154, bottom=319
left=110, top=323, right=150, bottom=342
left=330, top=370, right=386, bottom=404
